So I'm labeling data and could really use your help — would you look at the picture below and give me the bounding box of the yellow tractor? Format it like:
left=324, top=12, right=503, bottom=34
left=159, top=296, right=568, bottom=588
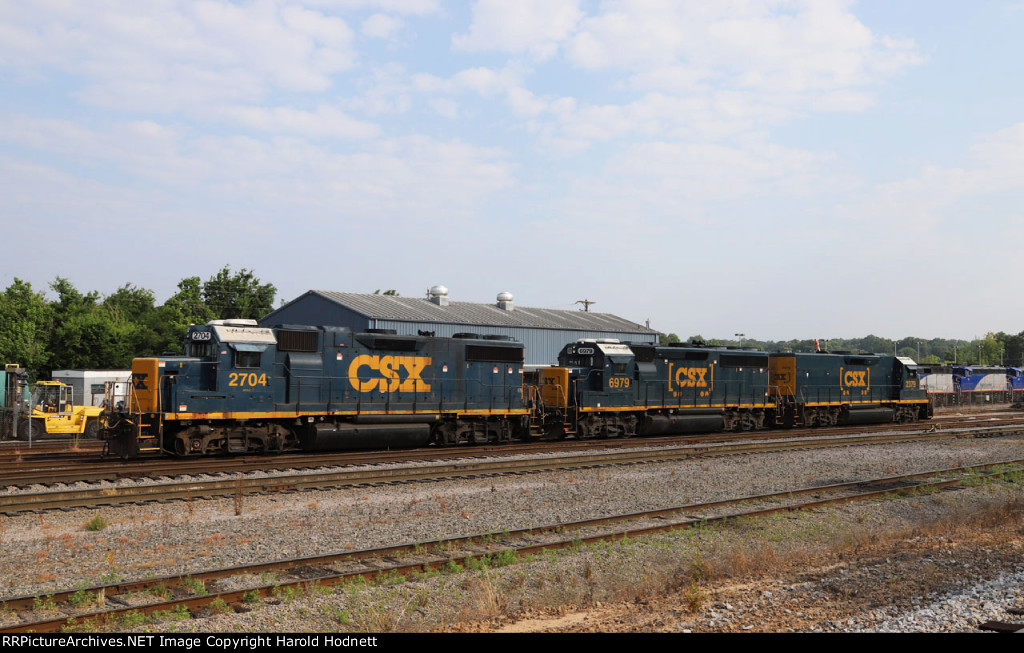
left=16, top=380, right=103, bottom=440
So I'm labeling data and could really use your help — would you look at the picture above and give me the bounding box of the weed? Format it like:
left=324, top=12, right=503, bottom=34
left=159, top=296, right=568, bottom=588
left=207, top=597, right=231, bottom=615
left=84, top=515, right=107, bottom=531
left=441, top=558, right=463, bottom=574
left=684, top=580, right=707, bottom=613
left=687, top=554, right=709, bottom=582
left=152, top=604, right=191, bottom=623
left=181, top=576, right=207, bottom=596
left=242, top=590, right=261, bottom=604
left=377, top=569, right=407, bottom=586
left=32, top=595, right=56, bottom=611
left=171, top=605, right=191, bottom=621
left=119, top=610, right=148, bottom=628
left=148, top=583, right=172, bottom=600
left=491, top=549, right=518, bottom=568
left=273, top=585, right=297, bottom=603
left=410, top=568, right=440, bottom=582
left=464, top=555, right=487, bottom=571
left=68, top=588, right=94, bottom=608
left=321, top=604, right=351, bottom=625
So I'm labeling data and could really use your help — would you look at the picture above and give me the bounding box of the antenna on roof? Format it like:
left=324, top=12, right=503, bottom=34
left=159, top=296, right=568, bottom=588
left=576, top=299, right=596, bottom=312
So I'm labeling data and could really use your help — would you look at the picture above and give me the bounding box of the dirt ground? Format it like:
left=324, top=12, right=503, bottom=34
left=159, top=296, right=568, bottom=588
left=446, top=488, right=1024, bottom=633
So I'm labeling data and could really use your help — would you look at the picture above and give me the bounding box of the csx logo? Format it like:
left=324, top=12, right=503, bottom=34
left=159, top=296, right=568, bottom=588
left=348, top=355, right=431, bottom=393
left=673, top=367, right=709, bottom=388
left=843, top=370, right=868, bottom=387
left=133, top=373, right=148, bottom=390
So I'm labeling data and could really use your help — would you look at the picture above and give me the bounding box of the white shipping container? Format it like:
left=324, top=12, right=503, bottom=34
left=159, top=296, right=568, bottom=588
left=50, top=370, right=132, bottom=407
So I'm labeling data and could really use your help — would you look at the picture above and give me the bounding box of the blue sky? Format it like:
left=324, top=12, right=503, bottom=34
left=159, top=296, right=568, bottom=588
left=2, top=0, right=1023, bottom=341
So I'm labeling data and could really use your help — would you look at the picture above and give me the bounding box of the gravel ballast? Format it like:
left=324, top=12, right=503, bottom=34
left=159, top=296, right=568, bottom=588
left=1, top=429, right=1023, bottom=632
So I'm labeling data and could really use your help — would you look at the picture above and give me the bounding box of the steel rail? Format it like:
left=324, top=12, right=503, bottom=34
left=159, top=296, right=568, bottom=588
left=1, top=426, right=1004, bottom=514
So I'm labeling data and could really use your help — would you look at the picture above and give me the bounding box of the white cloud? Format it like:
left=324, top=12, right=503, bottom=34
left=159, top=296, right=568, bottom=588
left=211, top=105, right=380, bottom=140
left=441, top=1, right=925, bottom=154
left=361, top=13, right=403, bottom=40
left=0, top=116, right=516, bottom=221
left=0, top=1, right=358, bottom=113
left=564, top=0, right=923, bottom=91
left=453, top=0, right=583, bottom=60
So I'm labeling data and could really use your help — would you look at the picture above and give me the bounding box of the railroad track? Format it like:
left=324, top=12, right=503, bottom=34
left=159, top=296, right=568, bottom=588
left=1, top=411, right=1020, bottom=477
left=2, top=458, right=1020, bottom=633
left=4, top=424, right=1020, bottom=514
left=3, top=416, right=1022, bottom=483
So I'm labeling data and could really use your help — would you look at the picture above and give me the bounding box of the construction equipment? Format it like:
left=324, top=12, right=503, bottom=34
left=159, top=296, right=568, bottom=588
left=0, top=366, right=102, bottom=440
left=0, top=364, right=29, bottom=439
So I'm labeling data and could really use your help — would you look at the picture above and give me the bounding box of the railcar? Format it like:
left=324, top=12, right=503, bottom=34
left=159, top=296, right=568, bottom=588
left=921, top=365, right=1016, bottom=406
left=536, top=341, right=930, bottom=438
left=101, top=320, right=529, bottom=458
left=536, top=340, right=774, bottom=438
left=769, top=352, right=930, bottom=426
left=951, top=365, right=1010, bottom=394
left=919, top=365, right=956, bottom=394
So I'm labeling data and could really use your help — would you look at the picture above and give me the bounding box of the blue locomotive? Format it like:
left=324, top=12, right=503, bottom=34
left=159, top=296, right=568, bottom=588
left=535, top=341, right=931, bottom=438
left=102, top=320, right=529, bottom=457
left=768, top=352, right=930, bottom=426
left=919, top=364, right=1021, bottom=405
left=536, top=340, right=773, bottom=437
left=102, top=326, right=934, bottom=457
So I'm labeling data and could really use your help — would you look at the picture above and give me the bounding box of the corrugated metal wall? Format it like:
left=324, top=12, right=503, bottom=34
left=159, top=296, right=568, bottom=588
left=370, top=320, right=656, bottom=365
left=264, top=298, right=659, bottom=365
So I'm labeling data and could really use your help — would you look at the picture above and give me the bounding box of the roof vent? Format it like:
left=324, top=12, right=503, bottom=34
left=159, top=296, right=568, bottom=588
left=428, top=285, right=449, bottom=307
left=497, top=291, right=514, bottom=311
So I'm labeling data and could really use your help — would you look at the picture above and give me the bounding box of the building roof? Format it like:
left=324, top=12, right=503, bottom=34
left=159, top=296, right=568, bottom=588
left=277, top=290, right=659, bottom=335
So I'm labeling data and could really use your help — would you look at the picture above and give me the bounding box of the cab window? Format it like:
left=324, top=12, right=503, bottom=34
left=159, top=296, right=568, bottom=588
left=235, top=351, right=261, bottom=369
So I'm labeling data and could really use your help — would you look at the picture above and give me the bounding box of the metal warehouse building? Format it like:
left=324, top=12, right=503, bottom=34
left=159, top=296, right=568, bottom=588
left=260, top=286, right=660, bottom=366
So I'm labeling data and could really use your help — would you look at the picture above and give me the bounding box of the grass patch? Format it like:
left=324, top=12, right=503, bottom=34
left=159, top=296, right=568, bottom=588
left=84, top=515, right=107, bottom=531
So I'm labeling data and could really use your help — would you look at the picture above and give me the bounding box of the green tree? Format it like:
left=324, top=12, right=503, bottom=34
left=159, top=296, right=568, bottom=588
left=995, top=331, right=1024, bottom=367
left=47, top=278, right=142, bottom=370
left=0, top=279, right=53, bottom=379
left=201, top=266, right=276, bottom=320
left=976, top=332, right=1003, bottom=366
left=659, top=333, right=681, bottom=345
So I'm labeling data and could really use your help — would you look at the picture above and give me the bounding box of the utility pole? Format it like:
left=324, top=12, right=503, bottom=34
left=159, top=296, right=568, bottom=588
left=576, top=299, right=596, bottom=312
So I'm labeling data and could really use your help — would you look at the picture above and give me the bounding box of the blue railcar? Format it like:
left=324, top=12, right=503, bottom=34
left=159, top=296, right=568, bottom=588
left=102, top=320, right=529, bottom=458
left=950, top=365, right=1010, bottom=393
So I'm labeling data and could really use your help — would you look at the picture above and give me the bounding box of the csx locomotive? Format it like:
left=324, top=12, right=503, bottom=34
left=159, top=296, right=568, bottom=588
left=533, top=339, right=931, bottom=439
left=100, top=320, right=932, bottom=458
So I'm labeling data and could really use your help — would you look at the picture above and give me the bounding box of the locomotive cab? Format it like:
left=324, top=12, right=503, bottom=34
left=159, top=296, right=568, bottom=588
left=557, top=340, right=635, bottom=401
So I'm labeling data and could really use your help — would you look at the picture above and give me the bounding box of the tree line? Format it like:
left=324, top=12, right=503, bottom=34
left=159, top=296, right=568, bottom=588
left=4, top=267, right=1020, bottom=381
left=659, top=332, right=1024, bottom=367
left=0, top=267, right=275, bottom=380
